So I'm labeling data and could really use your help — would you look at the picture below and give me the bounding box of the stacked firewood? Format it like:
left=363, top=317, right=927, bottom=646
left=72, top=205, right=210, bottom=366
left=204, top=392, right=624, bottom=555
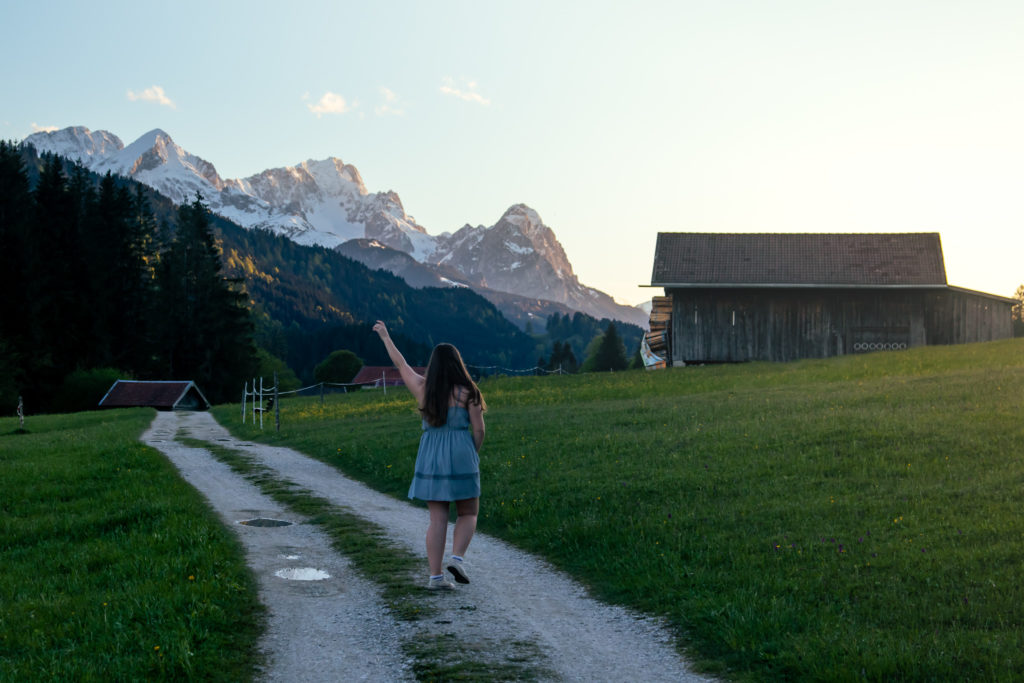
left=643, top=296, right=672, bottom=368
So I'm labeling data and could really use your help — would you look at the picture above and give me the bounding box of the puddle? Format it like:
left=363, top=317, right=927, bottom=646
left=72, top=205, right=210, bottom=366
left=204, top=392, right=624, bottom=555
left=274, top=567, right=331, bottom=581
left=239, top=518, right=293, bottom=527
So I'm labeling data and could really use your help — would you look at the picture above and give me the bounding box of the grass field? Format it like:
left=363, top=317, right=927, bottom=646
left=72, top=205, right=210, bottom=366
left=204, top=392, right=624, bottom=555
left=0, top=409, right=264, bottom=681
left=215, top=338, right=1024, bottom=681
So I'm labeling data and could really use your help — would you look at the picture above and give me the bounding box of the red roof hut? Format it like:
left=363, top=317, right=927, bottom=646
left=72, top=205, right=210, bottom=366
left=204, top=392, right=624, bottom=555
left=98, top=380, right=211, bottom=411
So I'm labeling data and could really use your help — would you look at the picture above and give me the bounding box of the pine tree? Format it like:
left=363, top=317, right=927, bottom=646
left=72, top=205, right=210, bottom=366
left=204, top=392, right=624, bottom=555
left=586, top=322, right=629, bottom=372
left=30, top=154, right=88, bottom=388
left=547, top=339, right=579, bottom=373
left=129, top=184, right=160, bottom=373
left=154, top=194, right=256, bottom=401
left=562, top=343, right=579, bottom=374
left=85, top=172, right=136, bottom=368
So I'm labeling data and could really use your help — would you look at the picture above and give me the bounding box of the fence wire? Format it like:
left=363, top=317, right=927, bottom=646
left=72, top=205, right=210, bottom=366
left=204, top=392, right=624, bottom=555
left=240, top=362, right=569, bottom=430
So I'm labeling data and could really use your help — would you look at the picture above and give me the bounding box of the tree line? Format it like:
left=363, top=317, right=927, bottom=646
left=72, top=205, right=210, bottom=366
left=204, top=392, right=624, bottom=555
left=0, top=143, right=256, bottom=412
left=538, top=312, right=643, bottom=372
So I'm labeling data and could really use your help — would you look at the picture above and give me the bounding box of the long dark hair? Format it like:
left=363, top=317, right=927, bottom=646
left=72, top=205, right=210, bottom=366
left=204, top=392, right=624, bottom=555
left=420, top=343, right=486, bottom=427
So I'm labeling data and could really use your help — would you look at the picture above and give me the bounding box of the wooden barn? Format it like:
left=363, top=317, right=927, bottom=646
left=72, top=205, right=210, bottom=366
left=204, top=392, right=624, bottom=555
left=647, top=233, right=1014, bottom=365
left=98, top=380, right=211, bottom=411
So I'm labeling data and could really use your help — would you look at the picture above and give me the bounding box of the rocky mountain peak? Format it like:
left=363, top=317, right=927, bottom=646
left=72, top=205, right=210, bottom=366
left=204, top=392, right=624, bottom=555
left=498, top=203, right=545, bottom=237
left=303, top=158, right=368, bottom=196
left=24, top=126, right=124, bottom=162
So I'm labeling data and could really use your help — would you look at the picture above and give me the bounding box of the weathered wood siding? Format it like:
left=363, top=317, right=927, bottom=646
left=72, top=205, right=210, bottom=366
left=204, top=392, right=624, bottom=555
left=668, top=287, right=1011, bottom=364
left=924, top=290, right=1013, bottom=345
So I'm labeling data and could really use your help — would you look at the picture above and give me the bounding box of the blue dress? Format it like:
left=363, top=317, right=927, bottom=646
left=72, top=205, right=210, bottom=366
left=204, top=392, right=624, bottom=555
left=408, top=405, right=481, bottom=501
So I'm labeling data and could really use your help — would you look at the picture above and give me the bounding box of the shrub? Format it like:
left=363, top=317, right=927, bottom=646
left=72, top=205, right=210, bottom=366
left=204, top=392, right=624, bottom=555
left=53, top=368, right=128, bottom=413
left=314, top=350, right=364, bottom=384
left=255, top=348, right=301, bottom=391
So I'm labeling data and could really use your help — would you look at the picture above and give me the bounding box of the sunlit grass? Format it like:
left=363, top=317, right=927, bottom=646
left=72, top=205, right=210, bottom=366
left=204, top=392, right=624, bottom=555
left=0, top=409, right=264, bottom=681
left=215, top=338, right=1024, bottom=680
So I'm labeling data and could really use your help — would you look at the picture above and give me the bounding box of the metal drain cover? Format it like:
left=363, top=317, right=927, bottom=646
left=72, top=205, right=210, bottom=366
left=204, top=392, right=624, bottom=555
left=239, top=518, right=293, bottom=527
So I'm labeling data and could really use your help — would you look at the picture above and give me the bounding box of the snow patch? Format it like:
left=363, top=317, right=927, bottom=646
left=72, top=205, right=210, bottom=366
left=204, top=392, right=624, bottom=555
left=405, top=228, right=438, bottom=261
left=504, top=240, right=534, bottom=255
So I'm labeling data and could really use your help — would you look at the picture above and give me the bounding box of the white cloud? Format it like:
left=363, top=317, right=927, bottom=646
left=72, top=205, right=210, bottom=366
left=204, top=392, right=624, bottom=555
left=440, top=77, right=491, bottom=106
left=375, top=87, right=404, bottom=116
left=31, top=123, right=59, bottom=133
left=126, top=85, right=176, bottom=109
left=306, top=91, right=353, bottom=117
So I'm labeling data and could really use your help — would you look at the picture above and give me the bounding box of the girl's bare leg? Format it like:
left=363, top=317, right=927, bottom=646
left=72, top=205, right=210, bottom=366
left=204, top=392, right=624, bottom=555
left=426, top=501, right=449, bottom=575
left=452, top=497, right=479, bottom=557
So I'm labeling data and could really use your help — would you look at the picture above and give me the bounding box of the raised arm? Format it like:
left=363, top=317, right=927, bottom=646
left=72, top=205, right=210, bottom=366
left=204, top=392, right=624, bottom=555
left=373, top=321, right=425, bottom=404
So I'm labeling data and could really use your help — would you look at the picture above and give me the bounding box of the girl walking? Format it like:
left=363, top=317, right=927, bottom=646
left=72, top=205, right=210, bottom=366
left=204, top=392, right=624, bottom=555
left=373, top=321, right=486, bottom=590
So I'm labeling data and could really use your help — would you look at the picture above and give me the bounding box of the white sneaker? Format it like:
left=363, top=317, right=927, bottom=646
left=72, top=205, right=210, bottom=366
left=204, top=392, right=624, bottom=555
left=446, top=557, right=469, bottom=584
left=427, top=575, right=455, bottom=590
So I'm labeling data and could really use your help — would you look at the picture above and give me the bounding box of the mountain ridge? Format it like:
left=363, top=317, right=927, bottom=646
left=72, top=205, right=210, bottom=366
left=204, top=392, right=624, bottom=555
left=23, top=126, right=647, bottom=327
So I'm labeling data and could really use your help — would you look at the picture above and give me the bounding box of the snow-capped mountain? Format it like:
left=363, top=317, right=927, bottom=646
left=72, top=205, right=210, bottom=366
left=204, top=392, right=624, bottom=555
left=224, top=158, right=437, bottom=259
left=23, top=126, right=646, bottom=327
left=23, top=126, right=429, bottom=253
left=428, top=205, right=642, bottom=324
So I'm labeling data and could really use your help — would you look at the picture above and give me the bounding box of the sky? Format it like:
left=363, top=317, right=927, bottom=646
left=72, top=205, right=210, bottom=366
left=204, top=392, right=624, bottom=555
left=4, top=0, right=1024, bottom=305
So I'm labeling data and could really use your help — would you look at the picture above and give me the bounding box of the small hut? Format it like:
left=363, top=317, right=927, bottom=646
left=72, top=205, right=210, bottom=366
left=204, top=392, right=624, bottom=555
left=98, top=380, right=211, bottom=411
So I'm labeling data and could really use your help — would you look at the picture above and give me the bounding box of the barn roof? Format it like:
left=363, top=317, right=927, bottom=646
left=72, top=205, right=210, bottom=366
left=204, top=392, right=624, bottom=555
left=98, top=380, right=211, bottom=410
left=350, top=366, right=427, bottom=387
left=651, top=233, right=948, bottom=288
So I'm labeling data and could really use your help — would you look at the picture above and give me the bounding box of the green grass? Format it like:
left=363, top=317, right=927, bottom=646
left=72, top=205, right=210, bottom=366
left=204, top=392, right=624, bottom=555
left=215, top=338, right=1024, bottom=681
left=0, top=409, right=265, bottom=682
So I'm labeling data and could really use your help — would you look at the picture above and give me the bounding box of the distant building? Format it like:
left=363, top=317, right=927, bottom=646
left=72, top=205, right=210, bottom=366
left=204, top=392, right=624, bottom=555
left=350, top=366, right=427, bottom=388
left=648, top=232, right=1014, bottom=364
left=98, top=380, right=211, bottom=411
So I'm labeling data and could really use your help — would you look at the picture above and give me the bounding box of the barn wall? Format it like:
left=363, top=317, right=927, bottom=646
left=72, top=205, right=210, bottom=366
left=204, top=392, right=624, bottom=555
left=668, top=289, right=929, bottom=363
left=923, top=290, right=1013, bottom=345
left=668, top=288, right=1013, bottom=363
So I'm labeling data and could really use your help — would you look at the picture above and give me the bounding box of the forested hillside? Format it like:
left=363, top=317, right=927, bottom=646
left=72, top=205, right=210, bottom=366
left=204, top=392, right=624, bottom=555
left=0, top=143, right=256, bottom=409
left=211, top=218, right=540, bottom=380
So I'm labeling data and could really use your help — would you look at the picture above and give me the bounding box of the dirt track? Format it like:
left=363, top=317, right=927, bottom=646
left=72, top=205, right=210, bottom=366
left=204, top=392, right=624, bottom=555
left=142, top=410, right=712, bottom=682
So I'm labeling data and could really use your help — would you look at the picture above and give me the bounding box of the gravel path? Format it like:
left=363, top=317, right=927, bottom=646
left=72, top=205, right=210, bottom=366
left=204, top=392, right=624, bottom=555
left=142, top=410, right=713, bottom=682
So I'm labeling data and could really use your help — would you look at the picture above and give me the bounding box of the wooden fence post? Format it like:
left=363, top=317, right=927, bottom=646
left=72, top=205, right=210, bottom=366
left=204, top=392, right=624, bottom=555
left=273, top=372, right=280, bottom=433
